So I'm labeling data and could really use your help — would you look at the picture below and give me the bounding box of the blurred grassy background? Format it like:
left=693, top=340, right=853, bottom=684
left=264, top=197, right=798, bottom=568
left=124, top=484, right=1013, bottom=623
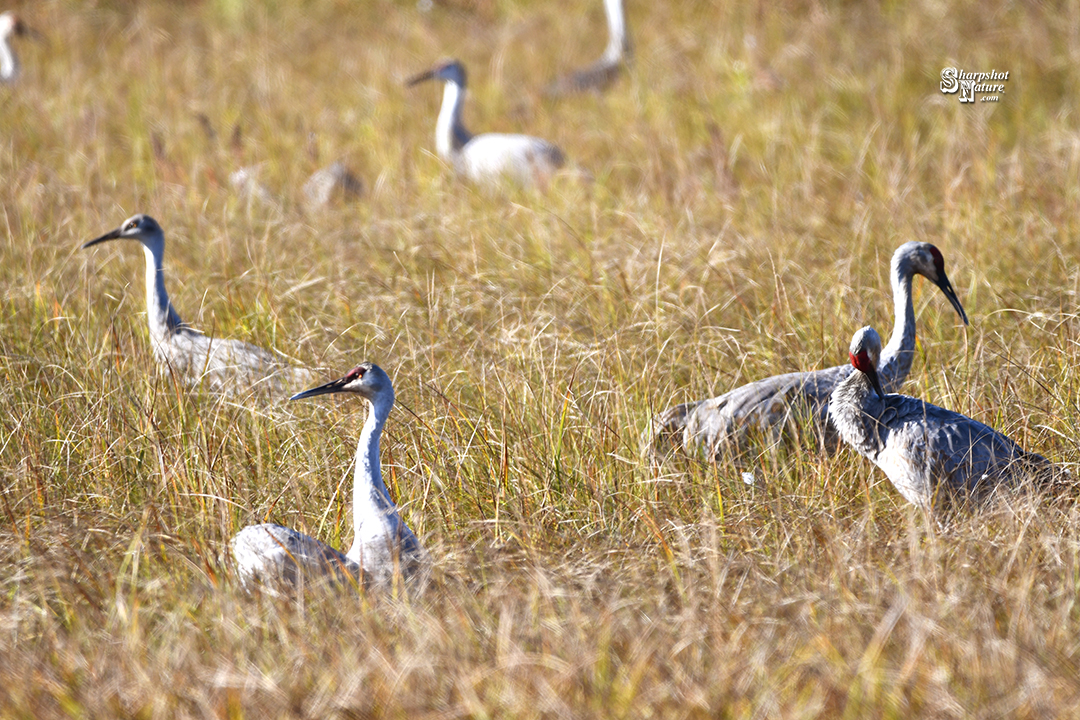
left=4, top=0, right=1080, bottom=716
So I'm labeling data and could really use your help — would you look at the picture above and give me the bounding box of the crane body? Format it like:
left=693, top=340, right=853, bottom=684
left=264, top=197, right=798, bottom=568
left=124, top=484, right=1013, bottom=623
left=83, top=214, right=311, bottom=393
left=830, top=326, right=1062, bottom=509
left=231, top=363, right=425, bottom=588
left=547, top=0, right=631, bottom=96
left=408, top=60, right=564, bottom=187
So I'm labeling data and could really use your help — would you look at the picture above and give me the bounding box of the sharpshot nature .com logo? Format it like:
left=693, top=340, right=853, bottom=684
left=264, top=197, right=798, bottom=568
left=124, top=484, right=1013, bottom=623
left=940, top=67, right=1009, bottom=103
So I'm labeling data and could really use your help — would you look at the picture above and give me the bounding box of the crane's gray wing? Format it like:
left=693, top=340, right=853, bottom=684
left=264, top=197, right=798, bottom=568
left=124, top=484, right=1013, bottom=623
left=648, top=363, right=853, bottom=458
left=459, top=134, right=563, bottom=186
left=877, top=396, right=1057, bottom=499
left=385, top=522, right=428, bottom=585
left=546, top=58, right=622, bottom=96
left=162, top=331, right=315, bottom=394
left=231, top=523, right=358, bottom=588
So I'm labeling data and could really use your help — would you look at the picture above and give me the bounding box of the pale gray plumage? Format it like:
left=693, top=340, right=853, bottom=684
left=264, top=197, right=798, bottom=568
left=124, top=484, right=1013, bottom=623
left=302, top=161, right=364, bottom=209
left=829, top=326, right=1062, bottom=509
left=407, top=60, right=564, bottom=187
left=82, top=214, right=312, bottom=393
left=231, top=363, right=425, bottom=589
left=229, top=166, right=279, bottom=209
left=648, top=242, right=969, bottom=458
left=546, top=0, right=631, bottom=96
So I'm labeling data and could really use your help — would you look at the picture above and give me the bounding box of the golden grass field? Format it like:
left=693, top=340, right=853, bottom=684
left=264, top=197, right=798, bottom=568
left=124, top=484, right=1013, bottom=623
left=4, top=0, right=1080, bottom=716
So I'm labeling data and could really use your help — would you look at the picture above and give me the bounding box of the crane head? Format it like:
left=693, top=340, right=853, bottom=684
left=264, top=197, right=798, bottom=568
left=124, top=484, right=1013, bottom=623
left=406, top=59, right=466, bottom=89
left=83, top=214, right=166, bottom=253
left=923, top=244, right=969, bottom=325
left=848, top=325, right=885, bottom=399
left=291, top=362, right=395, bottom=405
left=895, top=241, right=969, bottom=326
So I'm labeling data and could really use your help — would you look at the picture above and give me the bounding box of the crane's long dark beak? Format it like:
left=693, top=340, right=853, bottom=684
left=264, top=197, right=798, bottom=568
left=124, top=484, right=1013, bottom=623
left=868, top=365, right=885, bottom=400
left=82, top=228, right=122, bottom=249
left=405, top=68, right=436, bottom=87
left=290, top=374, right=351, bottom=401
left=935, top=272, right=969, bottom=326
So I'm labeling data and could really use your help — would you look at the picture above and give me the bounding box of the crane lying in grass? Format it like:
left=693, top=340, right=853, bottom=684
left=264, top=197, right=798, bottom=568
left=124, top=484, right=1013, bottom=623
left=83, top=214, right=313, bottom=394
left=231, top=362, right=426, bottom=589
left=407, top=59, right=565, bottom=188
left=830, top=325, right=1065, bottom=510
left=546, top=0, right=631, bottom=96
left=647, top=242, right=969, bottom=459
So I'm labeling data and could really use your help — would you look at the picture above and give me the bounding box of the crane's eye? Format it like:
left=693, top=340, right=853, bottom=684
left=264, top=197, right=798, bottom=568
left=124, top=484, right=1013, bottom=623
left=346, top=366, right=366, bottom=382
left=124, top=221, right=138, bottom=231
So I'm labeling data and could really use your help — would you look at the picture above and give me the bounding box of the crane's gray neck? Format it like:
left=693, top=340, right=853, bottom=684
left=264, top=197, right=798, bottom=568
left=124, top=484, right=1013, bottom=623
left=346, top=393, right=401, bottom=559
left=142, top=243, right=185, bottom=346
left=830, top=370, right=886, bottom=458
left=602, top=0, right=629, bottom=62
left=878, top=254, right=916, bottom=393
left=0, top=37, right=17, bottom=81
left=436, top=80, right=472, bottom=159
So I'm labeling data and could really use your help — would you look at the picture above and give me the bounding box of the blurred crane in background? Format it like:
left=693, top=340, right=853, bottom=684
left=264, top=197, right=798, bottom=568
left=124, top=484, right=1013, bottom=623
left=408, top=59, right=564, bottom=188
left=546, top=0, right=631, bottom=96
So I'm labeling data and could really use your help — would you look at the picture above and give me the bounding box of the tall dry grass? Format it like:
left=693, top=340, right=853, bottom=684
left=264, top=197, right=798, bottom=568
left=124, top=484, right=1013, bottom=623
left=3, top=0, right=1080, bottom=716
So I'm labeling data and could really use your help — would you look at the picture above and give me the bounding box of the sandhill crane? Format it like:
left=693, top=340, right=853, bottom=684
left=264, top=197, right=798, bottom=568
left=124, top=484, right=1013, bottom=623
left=830, top=326, right=1063, bottom=510
left=546, top=0, right=631, bottom=96
left=82, top=214, right=311, bottom=393
left=0, top=12, right=38, bottom=83
left=302, top=161, right=364, bottom=210
left=229, top=166, right=279, bottom=209
left=228, top=163, right=363, bottom=211
left=231, top=362, right=425, bottom=588
left=647, top=242, right=969, bottom=459
left=407, top=60, right=565, bottom=188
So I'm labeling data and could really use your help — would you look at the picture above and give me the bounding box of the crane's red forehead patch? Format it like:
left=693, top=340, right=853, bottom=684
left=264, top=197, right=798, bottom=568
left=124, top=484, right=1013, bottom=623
left=849, top=349, right=873, bottom=373
left=928, top=245, right=943, bottom=268
left=346, top=365, right=367, bottom=382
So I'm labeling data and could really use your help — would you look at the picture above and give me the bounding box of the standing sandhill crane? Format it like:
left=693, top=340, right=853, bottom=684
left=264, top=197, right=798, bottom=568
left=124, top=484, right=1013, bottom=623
left=830, top=326, right=1063, bottom=510
left=407, top=60, right=565, bottom=188
left=647, top=242, right=969, bottom=459
left=0, top=12, right=38, bottom=83
left=231, top=362, right=425, bottom=588
left=82, top=214, right=312, bottom=393
left=546, top=0, right=631, bottom=96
